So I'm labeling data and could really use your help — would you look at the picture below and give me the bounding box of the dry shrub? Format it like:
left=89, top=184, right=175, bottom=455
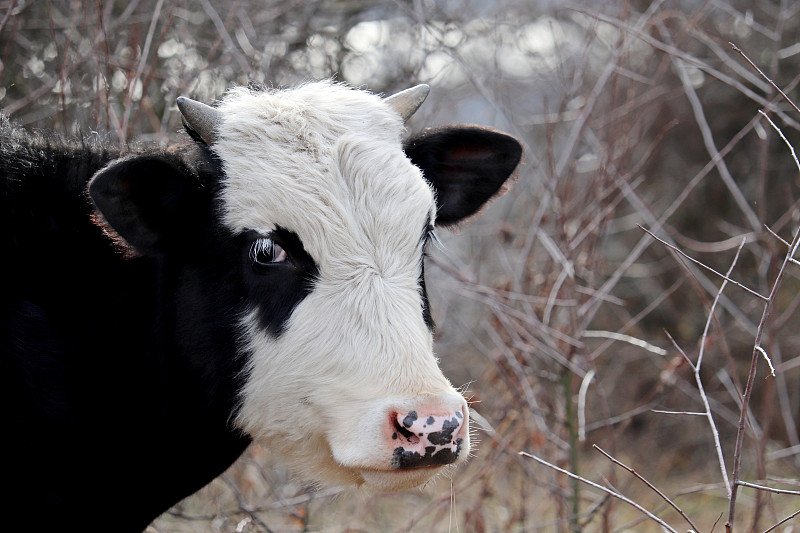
left=3, top=1, right=800, bottom=531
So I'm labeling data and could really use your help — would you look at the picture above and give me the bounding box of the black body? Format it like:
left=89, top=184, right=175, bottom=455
left=1, top=117, right=251, bottom=531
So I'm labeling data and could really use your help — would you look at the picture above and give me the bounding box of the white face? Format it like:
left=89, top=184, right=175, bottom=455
left=212, top=82, right=470, bottom=490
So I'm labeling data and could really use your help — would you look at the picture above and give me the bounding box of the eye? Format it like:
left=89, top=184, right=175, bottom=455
left=250, top=237, right=288, bottom=269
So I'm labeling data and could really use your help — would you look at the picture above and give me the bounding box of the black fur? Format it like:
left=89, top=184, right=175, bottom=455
left=1, top=118, right=253, bottom=532
left=404, top=126, right=523, bottom=226
left=243, top=227, right=320, bottom=336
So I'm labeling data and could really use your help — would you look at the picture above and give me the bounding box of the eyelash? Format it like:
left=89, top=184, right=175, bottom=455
left=249, top=237, right=288, bottom=268
left=426, top=228, right=441, bottom=247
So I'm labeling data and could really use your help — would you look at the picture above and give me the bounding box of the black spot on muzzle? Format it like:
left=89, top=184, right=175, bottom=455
left=391, top=440, right=463, bottom=469
left=426, top=416, right=460, bottom=446
left=402, top=410, right=418, bottom=428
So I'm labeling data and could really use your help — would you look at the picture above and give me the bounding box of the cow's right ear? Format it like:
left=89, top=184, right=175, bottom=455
left=88, top=154, right=208, bottom=256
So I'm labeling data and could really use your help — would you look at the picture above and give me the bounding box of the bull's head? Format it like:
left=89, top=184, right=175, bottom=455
left=90, top=81, right=522, bottom=491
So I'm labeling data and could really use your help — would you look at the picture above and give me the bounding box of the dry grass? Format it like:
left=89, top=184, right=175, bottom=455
left=3, top=1, right=800, bottom=531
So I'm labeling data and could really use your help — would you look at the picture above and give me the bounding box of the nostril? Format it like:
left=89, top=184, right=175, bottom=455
left=391, top=412, right=419, bottom=445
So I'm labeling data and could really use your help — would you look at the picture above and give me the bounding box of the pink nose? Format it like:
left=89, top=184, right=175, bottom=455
left=389, top=408, right=466, bottom=469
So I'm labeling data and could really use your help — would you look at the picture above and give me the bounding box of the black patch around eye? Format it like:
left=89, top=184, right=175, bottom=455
left=242, top=227, right=319, bottom=337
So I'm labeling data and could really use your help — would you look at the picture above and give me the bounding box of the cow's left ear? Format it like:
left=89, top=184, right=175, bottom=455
left=88, top=154, right=208, bottom=256
left=404, top=126, right=522, bottom=226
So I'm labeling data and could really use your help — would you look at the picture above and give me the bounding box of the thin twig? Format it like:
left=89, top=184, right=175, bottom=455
left=664, top=329, right=696, bottom=370
left=764, top=225, right=800, bottom=266
left=593, top=445, right=700, bottom=532
left=699, top=239, right=747, bottom=497
left=555, top=0, right=666, bottom=177
left=737, top=480, right=800, bottom=496
left=579, top=112, right=764, bottom=335
left=671, top=230, right=759, bottom=254
left=518, top=451, right=680, bottom=533
left=755, top=347, right=776, bottom=377
left=580, top=9, right=800, bottom=130
left=716, top=368, right=763, bottom=438
left=121, top=0, right=165, bottom=141
left=712, top=513, right=724, bottom=533
left=588, top=278, right=684, bottom=362
left=663, top=27, right=762, bottom=232
left=584, top=401, right=660, bottom=433
left=582, top=330, right=667, bottom=355
left=199, top=0, right=250, bottom=72
left=728, top=253, right=800, bottom=524
left=651, top=410, right=707, bottom=416
left=759, top=110, right=800, bottom=180
left=731, top=43, right=800, bottom=115
left=761, top=508, right=800, bottom=533
left=639, top=226, right=768, bottom=301
left=577, top=370, right=595, bottom=442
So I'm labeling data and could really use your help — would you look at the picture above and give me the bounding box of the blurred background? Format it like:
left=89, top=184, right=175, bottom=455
left=2, top=0, right=800, bottom=531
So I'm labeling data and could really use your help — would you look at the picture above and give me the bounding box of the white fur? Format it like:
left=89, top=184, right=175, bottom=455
left=211, top=81, right=469, bottom=490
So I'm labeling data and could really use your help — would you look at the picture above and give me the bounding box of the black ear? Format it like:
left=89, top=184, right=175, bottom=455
left=88, top=154, right=208, bottom=256
left=404, top=126, right=522, bottom=226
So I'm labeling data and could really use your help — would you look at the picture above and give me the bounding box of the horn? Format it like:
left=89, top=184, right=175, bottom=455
left=176, top=96, right=222, bottom=145
left=384, top=84, right=430, bottom=121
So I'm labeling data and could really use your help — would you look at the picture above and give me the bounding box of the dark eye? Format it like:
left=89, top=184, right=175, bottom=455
left=250, top=237, right=288, bottom=269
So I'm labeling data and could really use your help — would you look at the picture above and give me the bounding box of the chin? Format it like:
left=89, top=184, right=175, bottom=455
left=358, top=466, right=444, bottom=491
left=294, top=459, right=446, bottom=492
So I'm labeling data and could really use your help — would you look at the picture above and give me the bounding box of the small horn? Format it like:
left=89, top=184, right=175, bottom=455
left=177, top=96, right=222, bottom=145
left=384, top=84, right=430, bottom=121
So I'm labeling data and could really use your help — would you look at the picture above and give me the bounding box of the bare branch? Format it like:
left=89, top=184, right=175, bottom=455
left=731, top=43, right=800, bottom=116
left=696, top=238, right=748, bottom=498
left=577, top=369, right=594, bottom=442
left=593, top=444, right=700, bottom=533
left=651, top=410, right=707, bottom=416
left=761, top=508, right=800, bottom=533
left=764, top=225, right=800, bottom=266
left=737, top=481, right=800, bottom=496
left=120, top=0, right=165, bottom=141
left=728, top=111, right=800, bottom=533
left=518, top=451, right=680, bottom=533
left=755, top=347, right=776, bottom=377
left=639, top=226, right=767, bottom=301
left=663, top=26, right=761, bottom=232
left=582, top=330, right=667, bottom=356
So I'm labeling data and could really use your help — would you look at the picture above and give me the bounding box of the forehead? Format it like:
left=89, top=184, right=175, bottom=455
left=212, top=82, right=436, bottom=261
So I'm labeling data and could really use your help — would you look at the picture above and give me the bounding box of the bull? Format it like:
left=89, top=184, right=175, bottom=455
left=1, top=81, right=522, bottom=531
